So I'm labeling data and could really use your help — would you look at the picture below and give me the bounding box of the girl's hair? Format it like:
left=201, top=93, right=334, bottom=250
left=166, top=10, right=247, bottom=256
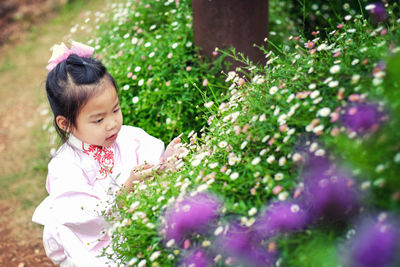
left=46, top=54, right=118, bottom=143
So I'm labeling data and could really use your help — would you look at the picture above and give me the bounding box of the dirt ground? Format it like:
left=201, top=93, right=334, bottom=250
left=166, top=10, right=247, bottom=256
left=0, top=0, right=95, bottom=266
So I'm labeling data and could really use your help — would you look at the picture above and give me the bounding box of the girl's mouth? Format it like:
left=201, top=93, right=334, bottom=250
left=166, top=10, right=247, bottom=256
left=106, top=133, right=118, bottom=141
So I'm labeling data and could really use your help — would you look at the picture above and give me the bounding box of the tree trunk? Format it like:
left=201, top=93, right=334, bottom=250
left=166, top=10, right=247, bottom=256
left=192, top=0, right=269, bottom=69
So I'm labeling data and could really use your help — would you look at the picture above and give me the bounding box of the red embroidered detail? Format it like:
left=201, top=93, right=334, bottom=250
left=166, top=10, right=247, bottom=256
left=82, top=142, right=114, bottom=180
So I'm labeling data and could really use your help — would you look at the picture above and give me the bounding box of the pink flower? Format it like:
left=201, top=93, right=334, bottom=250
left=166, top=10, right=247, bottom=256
left=237, top=78, right=245, bottom=86
left=333, top=51, right=341, bottom=57
left=273, top=185, right=283, bottom=195
left=202, top=79, right=208, bottom=87
left=305, top=41, right=315, bottom=49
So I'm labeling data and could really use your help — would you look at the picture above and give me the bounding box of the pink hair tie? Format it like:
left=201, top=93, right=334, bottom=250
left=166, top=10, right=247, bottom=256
left=46, top=41, right=95, bottom=71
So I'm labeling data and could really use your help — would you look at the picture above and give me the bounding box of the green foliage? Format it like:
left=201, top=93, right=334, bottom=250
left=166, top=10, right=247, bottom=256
left=92, top=0, right=226, bottom=143
left=87, top=0, right=400, bottom=266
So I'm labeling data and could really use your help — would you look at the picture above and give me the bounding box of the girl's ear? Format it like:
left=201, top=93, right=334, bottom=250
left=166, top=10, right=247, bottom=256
left=56, top=115, right=70, bottom=132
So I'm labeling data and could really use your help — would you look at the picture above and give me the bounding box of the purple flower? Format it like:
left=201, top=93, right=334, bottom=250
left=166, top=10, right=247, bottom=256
left=366, top=3, right=388, bottom=24
left=253, top=201, right=310, bottom=238
left=164, top=193, right=220, bottom=244
left=181, top=249, right=212, bottom=267
left=217, top=223, right=277, bottom=267
left=341, top=103, right=383, bottom=134
left=347, top=215, right=400, bottom=267
left=301, top=157, right=360, bottom=223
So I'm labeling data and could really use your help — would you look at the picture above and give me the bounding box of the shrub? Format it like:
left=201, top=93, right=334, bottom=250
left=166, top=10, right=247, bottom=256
left=98, top=1, right=400, bottom=266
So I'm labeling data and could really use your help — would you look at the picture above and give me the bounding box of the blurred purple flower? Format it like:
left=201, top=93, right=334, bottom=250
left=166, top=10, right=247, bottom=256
left=348, top=215, right=400, bottom=267
left=301, top=156, right=360, bottom=223
left=181, top=249, right=212, bottom=267
left=341, top=103, right=383, bottom=134
left=366, top=3, right=388, bottom=24
left=253, top=201, right=310, bottom=238
left=164, top=193, right=221, bottom=244
left=217, top=223, right=277, bottom=267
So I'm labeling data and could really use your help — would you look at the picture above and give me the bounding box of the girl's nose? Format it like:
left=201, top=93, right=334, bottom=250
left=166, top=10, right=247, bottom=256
left=106, top=117, right=118, bottom=131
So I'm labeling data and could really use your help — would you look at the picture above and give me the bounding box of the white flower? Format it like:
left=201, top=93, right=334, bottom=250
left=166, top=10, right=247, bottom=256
left=150, top=251, right=161, bottom=261
left=315, top=149, right=325, bottom=156
left=310, top=90, right=320, bottom=99
left=214, top=226, right=224, bottom=236
left=149, top=51, right=155, bottom=58
left=394, top=152, right=400, bottom=163
left=292, top=153, right=303, bottom=162
left=248, top=207, right=257, bottom=216
left=191, top=158, right=202, bottom=167
left=240, top=141, right=248, bottom=150
left=328, top=80, right=339, bottom=88
left=204, top=101, right=214, bottom=108
left=313, top=124, right=325, bottom=133
left=274, top=173, right=284, bottom=181
left=202, top=240, right=211, bottom=247
left=345, top=15, right=354, bottom=21
left=351, top=74, right=361, bottom=84
left=365, top=4, right=376, bottom=10
left=317, top=43, right=327, bottom=51
left=252, top=75, right=265, bottom=84
left=262, top=135, right=270, bottom=143
left=134, top=66, right=141, bottom=72
left=138, top=79, right=144, bottom=86
left=267, top=155, right=275, bottom=164
left=144, top=42, right=151, bottom=47
left=132, top=96, right=139, bottom=104
left=269, top=86, right=278, bottom=95
left=317, top=107, right=331, bottom=117
left=166, top=239, right=175, bottom=248
left=309, top=142, right=318, bottom=152
left=127, top=257, right=138, bottom=266
left=259, top=114, right=267, bottom=122
left=373, top=78, right=383, bottom=86
left=251, top=157, right=261, bottom=165
left=226, top=71, right=236, bottom=82
left=308, top=83, right=316, bottom=90
left=123, top=84, right=130, bottom=90
left=278, top=157, right=287, bottom=166
left=351, top=59, right=359, bottom=65
left=208, top=162, right=218, bottom=169
left=259, top=149, right=267, bottom=156
left=218, top=141, right=228, bottom=148
left=138, top=259, right=146, bottom=267
left=171, top=42, right=179, bottom=49
left=230, top=172, right=239, bottom=180
left=290, top=204, right=300, bottom=213
left=278, top=191, right=289, bottom=201
left=329, top=65, right=340, bottom=74
left=197, top=184, right=209, bottom=192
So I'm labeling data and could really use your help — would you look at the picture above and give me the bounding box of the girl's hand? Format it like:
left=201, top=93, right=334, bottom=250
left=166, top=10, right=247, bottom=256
left=161, top=136, right=188, bottom=170
left=120, top=164, right=156, bottom=193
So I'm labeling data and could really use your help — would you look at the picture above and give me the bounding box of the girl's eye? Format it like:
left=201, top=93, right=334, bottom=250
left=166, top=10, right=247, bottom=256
left=113, top=107, right=120, bottom=113
left=94, top=118, right=103, bottom=124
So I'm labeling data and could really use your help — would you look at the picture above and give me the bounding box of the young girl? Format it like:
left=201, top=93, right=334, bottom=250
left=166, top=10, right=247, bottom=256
left=33, top=41, right=182, bottom=266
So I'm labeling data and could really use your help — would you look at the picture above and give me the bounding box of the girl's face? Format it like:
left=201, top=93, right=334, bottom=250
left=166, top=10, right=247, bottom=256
left=71, top=80, right=123, bottom=147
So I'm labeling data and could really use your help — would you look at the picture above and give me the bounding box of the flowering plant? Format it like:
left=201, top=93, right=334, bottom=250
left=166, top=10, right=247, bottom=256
left=77, top=0, right=400, bottom=266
